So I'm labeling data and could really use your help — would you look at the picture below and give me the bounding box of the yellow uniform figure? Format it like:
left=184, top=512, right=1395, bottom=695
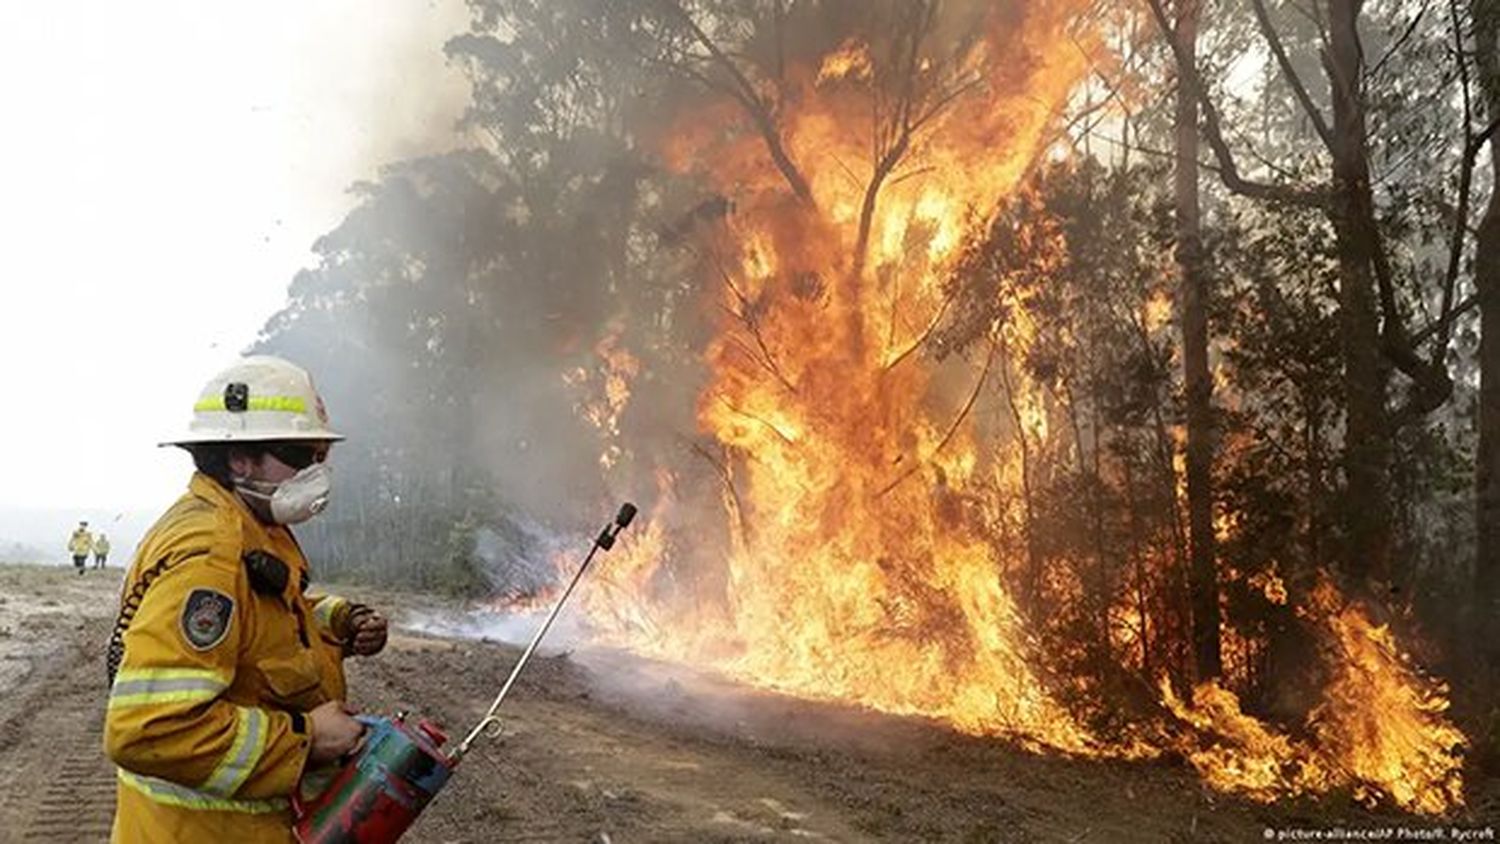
left=69, top=523, right=93, bottom=574
left=104, top=473, right=358, bottom=843
left=68, top=527, right=93, bottom=556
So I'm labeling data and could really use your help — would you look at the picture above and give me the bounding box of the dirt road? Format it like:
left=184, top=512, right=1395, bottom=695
left=0, top=563, right=1492, bottom=843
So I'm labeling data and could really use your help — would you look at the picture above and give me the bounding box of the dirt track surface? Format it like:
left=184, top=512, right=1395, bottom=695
left=0, top=563, right=1494, bottom=843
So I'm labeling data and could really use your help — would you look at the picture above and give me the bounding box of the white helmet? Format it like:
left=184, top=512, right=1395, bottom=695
left=162, top=355, right=344, bottom=446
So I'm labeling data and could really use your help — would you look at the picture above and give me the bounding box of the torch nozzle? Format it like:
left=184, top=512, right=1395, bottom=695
left=615, top=502, right=638, bottom=528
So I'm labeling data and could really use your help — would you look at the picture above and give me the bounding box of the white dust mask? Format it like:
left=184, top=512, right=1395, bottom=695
left=235, top=463, right=332, bottom=525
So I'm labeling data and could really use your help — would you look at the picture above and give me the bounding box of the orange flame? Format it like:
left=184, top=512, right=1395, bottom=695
left=1304, top=580, right=1466, bottom=814
left=1164, top=579, right=1464, bottom=813
left=565, top=320, right=640, bottom=469
left=1248, top=570, right=1287, bottom=606
left=1161, top=678, right=1333, bottom=801
left=816, top=39, right=872, bottom=84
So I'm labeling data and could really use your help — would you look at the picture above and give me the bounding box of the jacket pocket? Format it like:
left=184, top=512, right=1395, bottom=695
left=257, top=651, right=323, bottom=709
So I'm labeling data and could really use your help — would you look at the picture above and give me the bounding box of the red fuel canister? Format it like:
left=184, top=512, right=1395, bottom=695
left=293, top=714, right=456, bottom=844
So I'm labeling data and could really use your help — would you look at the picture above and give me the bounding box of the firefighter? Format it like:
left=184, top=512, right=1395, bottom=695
left=93, top=532, right=111, bottom=568
left=68, top=521, right=93, bottom=575
left=104, top=355, right=390, bottom=843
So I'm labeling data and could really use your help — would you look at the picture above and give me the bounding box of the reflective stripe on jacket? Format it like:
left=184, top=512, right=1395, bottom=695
left=104, top=472, right=352, bottom=843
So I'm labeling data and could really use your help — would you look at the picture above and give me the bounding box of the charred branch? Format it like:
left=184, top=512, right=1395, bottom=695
left=681, top=435, right=751, bottom=541
left=656, top=0, right=815, bottom=205
left=854, top=1, right=982, bottom=277
left=712, top=256, right=798, bottom=395
left=883, top=289, right=956, bottom=374
left=876, top=329, right=998, bottom=499
left=716, top=397, right=798, bottom=446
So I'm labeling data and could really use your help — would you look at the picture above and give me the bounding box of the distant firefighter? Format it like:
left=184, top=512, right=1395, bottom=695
left=67, top=520, right=93, bottom=576
left=93, top=532, right=111, bottom=568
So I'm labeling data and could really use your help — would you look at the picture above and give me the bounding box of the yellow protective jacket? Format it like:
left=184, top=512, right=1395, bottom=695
left=104, top=473, right=363, bottom=843
left=94, top=534, right=111, bottom=556
left=69, top=528, right=93, bottom=556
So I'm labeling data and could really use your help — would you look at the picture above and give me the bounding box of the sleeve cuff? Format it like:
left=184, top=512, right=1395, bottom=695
left=237, top=709, right=312, bottom=800
left=310, top=596, right=353, bottom=641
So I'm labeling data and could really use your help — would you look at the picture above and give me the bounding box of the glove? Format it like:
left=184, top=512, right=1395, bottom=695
left=345, top=605, right=388, bottom=657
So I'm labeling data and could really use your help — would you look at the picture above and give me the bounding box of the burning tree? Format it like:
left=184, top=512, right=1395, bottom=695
left=595, top=0, right=1106, bottom=748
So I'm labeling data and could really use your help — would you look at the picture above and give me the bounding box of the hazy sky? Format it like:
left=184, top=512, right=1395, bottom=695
left=0, top=2, right=469, bottom=518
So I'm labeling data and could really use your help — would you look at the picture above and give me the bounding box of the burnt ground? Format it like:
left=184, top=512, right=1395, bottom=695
left=0, top=562, right=1494, bottom=843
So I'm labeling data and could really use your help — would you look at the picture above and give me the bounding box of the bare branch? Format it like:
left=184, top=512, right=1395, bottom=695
left=656, top=0, right=815, bottom=205
left=1288, top=0, right=1330, bottom=36
left=1061, top=82, right=1121, bottom=141
left=1411, top=290, right=1481, bottom=345
left=1437, top=0, right=1477, bottom=353
left=1371, top=231, right=1454, bottom=421
left=1230, top=123, right=1308, bottom=182
left=829, top=152, right=865, bottom=192
left=679, top=434, right=751, bottom=540
left=1368, top=0, right=1432, bottom=81
left=713, top=259, right=799, bottom=394
left=883, top=290, right=957, bottom=373
left=1250, top=0, right=1335, bottom=148
left=1144, top=0, right=1334, bottom=209
left=887, top=165, right=938, bottom=188
left=716, top=397, right=798, bottom=445
left=1311, top=0, right=1333, bottom=44
left=1084, top=120, right=1234, bottom=182
left=1477, top=114, right=1500, bottom=149
left=853, top=2, right=944, bottom=277
left=877, top=330, right=999, bottom=499
left=909, top=73, right=986, bottom=133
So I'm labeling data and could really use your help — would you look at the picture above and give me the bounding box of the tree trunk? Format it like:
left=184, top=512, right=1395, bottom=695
left=1122, top=456, right=1154, bottom=681
left=1303, top=391, right=1326, bottom=567
left=997, top=349, right=1043, bottom=612
left=1478, top=194, right=1500, bottom=764
left=1325, top=0, right=1393, bottom=587
left=1176, top=0, right=1222, bottom=681
left=1471, top=0, right=1500, bottom=761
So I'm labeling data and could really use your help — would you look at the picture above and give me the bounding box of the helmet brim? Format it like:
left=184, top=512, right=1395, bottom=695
left=159, top=429, right=346, bottom=447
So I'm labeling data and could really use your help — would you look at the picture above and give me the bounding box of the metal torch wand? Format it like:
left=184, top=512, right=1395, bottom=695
left=449, top=502, right=638, bottom=761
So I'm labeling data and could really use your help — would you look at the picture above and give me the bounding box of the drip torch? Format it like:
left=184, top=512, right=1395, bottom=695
left=293, top=502, right=638, bottom=844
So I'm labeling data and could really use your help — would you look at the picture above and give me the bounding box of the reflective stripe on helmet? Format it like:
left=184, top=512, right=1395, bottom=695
left=193, top=396, right=309, bottom=414
left=199, top=706, right=270, bottom=798
left=108, top=668, right=228, bottom=710
left=117, top=768, right=288, bottom=814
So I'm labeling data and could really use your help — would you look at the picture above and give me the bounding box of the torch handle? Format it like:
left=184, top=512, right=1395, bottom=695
left=451, top=505, right=634, bottom=759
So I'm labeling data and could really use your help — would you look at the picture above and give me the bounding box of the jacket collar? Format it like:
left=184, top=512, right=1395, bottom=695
left=188, top=472, right=308, bottom=577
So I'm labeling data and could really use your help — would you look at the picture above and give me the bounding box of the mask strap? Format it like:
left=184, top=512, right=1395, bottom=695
left=232, top=477, right=277, bottom=523
left=233, top=476, right=277, bottom=500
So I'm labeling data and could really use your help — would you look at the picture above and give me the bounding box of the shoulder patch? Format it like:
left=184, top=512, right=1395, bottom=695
left=181, top=588, right=234, bottom=651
